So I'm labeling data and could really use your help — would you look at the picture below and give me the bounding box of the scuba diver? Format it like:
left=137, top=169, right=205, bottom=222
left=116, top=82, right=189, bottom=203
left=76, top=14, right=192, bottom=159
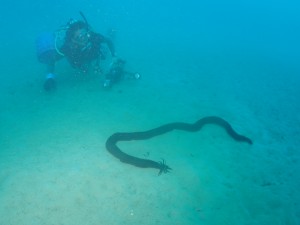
left=36, top=12, right=137, bottom=91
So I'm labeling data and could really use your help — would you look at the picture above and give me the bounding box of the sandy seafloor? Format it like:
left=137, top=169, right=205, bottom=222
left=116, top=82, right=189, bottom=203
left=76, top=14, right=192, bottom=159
left=1, top=36, right=300, bottom=225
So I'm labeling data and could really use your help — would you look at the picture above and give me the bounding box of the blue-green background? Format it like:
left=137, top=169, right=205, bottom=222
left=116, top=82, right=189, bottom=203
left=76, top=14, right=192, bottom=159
left=0, top=1, right=299, bottom=224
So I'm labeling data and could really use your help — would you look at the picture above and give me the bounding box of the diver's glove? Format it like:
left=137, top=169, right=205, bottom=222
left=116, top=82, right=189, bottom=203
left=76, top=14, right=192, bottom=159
left=43, top=73, right=56, bottom=91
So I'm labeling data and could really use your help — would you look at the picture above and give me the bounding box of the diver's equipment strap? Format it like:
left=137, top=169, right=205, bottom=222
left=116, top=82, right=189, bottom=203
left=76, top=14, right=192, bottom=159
left=54, top=32, right=65, bottom=56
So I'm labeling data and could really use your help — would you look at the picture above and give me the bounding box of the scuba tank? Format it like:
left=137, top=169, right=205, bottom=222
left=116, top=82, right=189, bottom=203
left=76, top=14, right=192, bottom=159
left=35, top=32, right=59, bottom=64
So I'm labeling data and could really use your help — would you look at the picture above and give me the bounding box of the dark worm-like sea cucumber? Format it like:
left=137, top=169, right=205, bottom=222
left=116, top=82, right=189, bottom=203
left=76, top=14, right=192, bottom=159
left=105, top=116, right=252, bottom=175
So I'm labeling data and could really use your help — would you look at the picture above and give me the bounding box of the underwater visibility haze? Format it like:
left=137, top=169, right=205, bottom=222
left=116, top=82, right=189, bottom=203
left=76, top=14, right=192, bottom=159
left=0, top=0, right=299, bottom=224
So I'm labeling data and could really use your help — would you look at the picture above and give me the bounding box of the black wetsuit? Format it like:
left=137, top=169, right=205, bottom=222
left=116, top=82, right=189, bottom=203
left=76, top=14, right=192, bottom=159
left=60, top=32, right=115, bottom=70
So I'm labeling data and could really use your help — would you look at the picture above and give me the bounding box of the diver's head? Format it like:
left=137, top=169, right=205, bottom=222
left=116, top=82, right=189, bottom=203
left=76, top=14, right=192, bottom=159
left=65, top=21, right=90, bottom=47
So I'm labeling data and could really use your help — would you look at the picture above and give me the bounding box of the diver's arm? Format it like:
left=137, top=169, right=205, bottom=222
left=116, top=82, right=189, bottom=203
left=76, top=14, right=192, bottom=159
left=104, top=37, right=116, bottom=57
left=97, top=33, right=115, bottom=57
left=47, top=61, right=55, bottom=74
left=43, top=55, right=60, bottom=91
